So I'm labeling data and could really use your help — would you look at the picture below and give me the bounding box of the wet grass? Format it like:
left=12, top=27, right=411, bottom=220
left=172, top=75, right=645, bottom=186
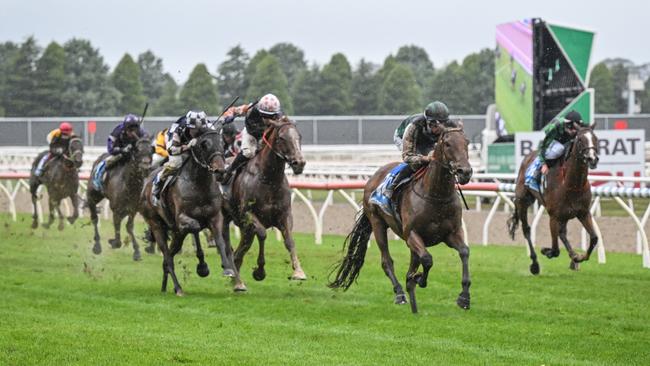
left=0, top=214, right=649, bottom=365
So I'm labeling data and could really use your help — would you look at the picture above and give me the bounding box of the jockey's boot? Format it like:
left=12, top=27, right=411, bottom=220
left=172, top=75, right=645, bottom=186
left=222, top=153, right=249, bottom=185
left=34, top=154, right=50, bottom=177
left=524, top=176, right=545, bottom=205
left=151, top=166, right=173, bottom=207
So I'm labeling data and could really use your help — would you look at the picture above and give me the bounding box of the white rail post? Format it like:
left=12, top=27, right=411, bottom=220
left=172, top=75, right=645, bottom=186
left=292, top=188, right=322, bottom=244
left=613, top=197, right=650, bottom=268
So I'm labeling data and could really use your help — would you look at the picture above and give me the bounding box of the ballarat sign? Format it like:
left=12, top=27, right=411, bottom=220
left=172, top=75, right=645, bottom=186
left=515, top=130, right=645, bottom=186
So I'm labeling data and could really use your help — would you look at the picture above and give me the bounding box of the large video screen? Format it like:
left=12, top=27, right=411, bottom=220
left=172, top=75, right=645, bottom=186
left=495, top=19, right=533, bottom=133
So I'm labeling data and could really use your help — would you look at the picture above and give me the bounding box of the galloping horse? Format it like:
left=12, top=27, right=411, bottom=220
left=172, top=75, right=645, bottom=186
left=87, top=138, right=153, bottom=260
left=329, top=127, right=473, bottom=313
left=140, top=127, right=245, bottom=295
left=223, top=118, right=307, bottom=284
left=29, top=137, right=84, bottom=230
left=508, top=126, right=599, bottom=273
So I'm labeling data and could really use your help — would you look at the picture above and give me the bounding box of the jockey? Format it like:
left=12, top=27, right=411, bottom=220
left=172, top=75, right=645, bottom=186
left=524, top=110, right=588, bottom=196
left=34, top=122, right=76, bottom=176
left=105, top=114, right=148, bottom=169
left=370, top=101, right=452, bottom=215
left=151, top=128, right=169, bottom=168
left=222, top=121, right=241, bottom=159
left=151, top=110, right=208, bottom=205
left=221, top=93, right=283, bottom=183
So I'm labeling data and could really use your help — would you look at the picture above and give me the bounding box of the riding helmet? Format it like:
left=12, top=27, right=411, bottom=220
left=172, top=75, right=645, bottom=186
left=257, top=94, right=281, bottom=117
left=59, top=122, right=73, bottom=135
left=123, top=114, right=140, bottom=127
left=563, top=110, right=583, bottom=124
left=186, top=110, right=208, bottom=128
left=424, top=101, right=450, bottom=122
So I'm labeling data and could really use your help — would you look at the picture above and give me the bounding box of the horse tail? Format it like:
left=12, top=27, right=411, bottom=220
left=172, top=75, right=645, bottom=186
left=507, top=200, right=519, bottom=240
left=328, top=210, right=373, bottom=290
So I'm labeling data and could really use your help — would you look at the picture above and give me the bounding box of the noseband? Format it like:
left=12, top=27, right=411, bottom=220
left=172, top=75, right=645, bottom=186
left=190, top=131, right=223, bottom=172
left=261, top=122, right=297, bottom=163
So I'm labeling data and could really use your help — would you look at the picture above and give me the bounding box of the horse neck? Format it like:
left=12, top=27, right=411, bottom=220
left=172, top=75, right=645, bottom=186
left=124, top=157, right=145, bottom=185
left=422, top=150, right=455, bottom=198
left=257, top=142, right=286, bottom=183
left=183, top=155, right=214, bottom=187
left=564, top=143, right=589, bottom=189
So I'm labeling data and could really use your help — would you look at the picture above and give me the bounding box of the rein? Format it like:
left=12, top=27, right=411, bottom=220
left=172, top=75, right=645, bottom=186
left=190, top=131, right=223, bottom=171
left=261, top=123, right=292, bottom=162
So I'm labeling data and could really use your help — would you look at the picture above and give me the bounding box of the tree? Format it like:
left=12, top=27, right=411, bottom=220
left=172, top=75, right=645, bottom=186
left=179, top=63, right=219, bottom=113
left=378, top=63, right=421, bottom=115
left=0, top=41, right=19, bottom=116
left=34, top=42, right=66, bottom=116
left=242, top=49, right=269, bottom=100
left=318, top=53, right=352, bottom=115
left=610, top=63, right=629, bottom=113
left=292, top=64, right=321, bottom=115
left=351, top=59, right=380, bottom=114
left=62, top=38, right=119, bottom=116
left=4, top=37, right=40, bottom=116
left=138, top=50, right=166, bottom=102
left=394, top=45, right=434, bottom=91
left=426, top=61, right=467, bottom=114
left=589, top=63, right=616, bottom=113
left=459, top=48, right=495, bottom=114
left=216, top=45, right=249, bottom=104
left=246, top=55, right=293, bottom=114
left=112, top=53, right=146, bottom=113
left=153, top=74, right=182, bottom=116
left=640, top=77, right=650, bottom=113
left=268, top=43, right=307, bottom=87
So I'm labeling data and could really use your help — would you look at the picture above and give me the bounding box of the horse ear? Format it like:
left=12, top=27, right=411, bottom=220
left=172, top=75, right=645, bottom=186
left=457, top=120, right=464, bottom=130
left=589, top=120, right=597, bottom=130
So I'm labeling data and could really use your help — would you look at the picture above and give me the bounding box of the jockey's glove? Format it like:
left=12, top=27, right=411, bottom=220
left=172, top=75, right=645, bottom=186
left=187, top=138, right=197, bottom=148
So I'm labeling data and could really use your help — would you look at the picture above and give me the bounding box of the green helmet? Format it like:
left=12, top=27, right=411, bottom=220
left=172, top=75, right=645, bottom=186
left=424, top=101, right=449, bottom=122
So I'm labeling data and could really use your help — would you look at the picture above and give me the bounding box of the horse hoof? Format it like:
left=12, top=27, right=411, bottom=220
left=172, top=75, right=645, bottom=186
left=67, top=217, right=77, bottom=225
left=252, top=268, right=266, bottom=281
left=541, top=247, right=559, bottom=259
left=233, top=283, right=248, bottom=292
left=394, top=294, right=408, bottom=305
left=175, top=289, right=185, bottom=297
left=144, top=245, right=156, bottom=255
left=222, top=269, right=236, bottom=278
left=569, top=261, right=580, bottom=271
left=530, top=262, right=540, bottom=275
left=58, top=223, right=65, bottom=231
left=197, top=263, right=210, bottom=278
left=456, top=294, right=470, bottom=310
left=92, top=245, right=101, bottom=255
left=108, top=239, right=122, bottom=249
left=133, top=251, right=142, bottom=261
left=290, top=270, right=307, bottom=281
left=31, top=221, right=38, bottom=229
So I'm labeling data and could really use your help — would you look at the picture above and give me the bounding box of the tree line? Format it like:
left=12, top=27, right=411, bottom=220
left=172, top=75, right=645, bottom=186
left=0, top=36, right=646, bottom=118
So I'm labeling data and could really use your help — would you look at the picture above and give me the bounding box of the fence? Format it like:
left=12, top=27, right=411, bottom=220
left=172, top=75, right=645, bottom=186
left=1, top=172, right=649, bottom=269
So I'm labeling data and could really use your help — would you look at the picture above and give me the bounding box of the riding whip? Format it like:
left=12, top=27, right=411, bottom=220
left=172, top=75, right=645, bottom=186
left=140, top=102, right=149, bottom=125
left=209, top=96, right=240, bottom=129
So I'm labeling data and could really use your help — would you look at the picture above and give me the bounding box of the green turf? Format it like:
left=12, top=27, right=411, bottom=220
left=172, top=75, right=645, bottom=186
left=1, top=214, right=649, bottom=365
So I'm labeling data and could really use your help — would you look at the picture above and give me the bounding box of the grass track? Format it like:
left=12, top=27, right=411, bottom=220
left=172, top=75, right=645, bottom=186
left=1, top=214, right=649, bottom=365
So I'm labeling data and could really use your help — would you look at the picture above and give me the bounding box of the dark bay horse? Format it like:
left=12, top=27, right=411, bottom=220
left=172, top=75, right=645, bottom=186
left=29, top=137, right=84, bottom=230
left=140, top=128, right=245, bottom=295
left=508, top=126, right=599, bottom=273
left=87, top=138, right=153, bottom=261
left=223, top=118, right=307, bottom=285
left=329, top=127, right=473, bottom=313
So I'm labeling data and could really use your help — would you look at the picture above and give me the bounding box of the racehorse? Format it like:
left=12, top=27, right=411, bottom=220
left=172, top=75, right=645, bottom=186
left=87, top=137, right=153, bottom=261
left=329, top=126, right=473, bottom=314
left=223, top=118, right=307, bottom=284
left=508, top=126, right=599, bottom=273
left=29, top=137, right=84, bottom=230
left=140, top=127, right=245, bottom=295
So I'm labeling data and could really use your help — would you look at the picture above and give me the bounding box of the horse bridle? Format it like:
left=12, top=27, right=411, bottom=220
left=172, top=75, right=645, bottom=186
left=576, top=130, right=598, bottom=164
left=261, top=122, right=296, bottom=162
left=62, top=137, right=83, bottom=166
left=190, top=130, right=224, bottom=172
left=424, top=127, right=470, bottom=209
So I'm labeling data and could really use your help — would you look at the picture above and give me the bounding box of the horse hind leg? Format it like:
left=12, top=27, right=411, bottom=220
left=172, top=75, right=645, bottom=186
left=192, top=233, right=210, bottom=278
left=88, top=197, right=102, bottom=255
left=55, top=199, right=65, bottom=231
left=67, top=193, right=80, bottom=225
left=517, top=198, right=541, bottom=275
left=42, top=196, right=56, bottom=229
left=446, top=230, right=471, bottom=310
left=575, top=213, right=599, bottom=263
left=557, top=221, right=580, bottom=270
left=278, top=216, right=307, bottom=281
left=167, top=234, right=185, bottom=296
left=108, top=212, right=124, bottom=249
left=219, top=218, right=236, bottom=277
left=370, top=217, right=406, bottom=305
left=29, top=179, right=40, bottom=229
left=252, top=223, right=267, bottom=282
left=405, top=251, right=421, bottom=314
left=126, top=214, right=141, bottom=261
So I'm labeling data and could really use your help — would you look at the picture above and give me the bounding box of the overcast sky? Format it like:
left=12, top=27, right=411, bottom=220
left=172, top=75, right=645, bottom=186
left=2, top=0, right=647, bottom=83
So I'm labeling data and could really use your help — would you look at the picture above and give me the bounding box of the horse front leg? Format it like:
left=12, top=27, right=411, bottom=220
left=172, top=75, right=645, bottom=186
left=446, top=230, right=471, bottom=310
left=192, top=232, right=210, bottom=278
left=404, top=231, right=433, bottom=314
left=405, top=251, right=421, bottom=314
left=541, top=217, right=561, bottom=259
left=126, top=213, right=141, bottom=261
left=219, top=217, right=236, bottom=277
left=575, top=213, right=599, bottom=263
left=67, top=193, right=80, bottom=225
left=29, top=179, right=40, bottom=229
left=42, top=196, right=56, bottom=229
left=557, top=221, right=580, bottom=270
left=108, top=212, right=124, bottom=249
left=369, top=216, right=406, bottom=305
left=167, top=233, right=185, bottom=296
left=278, top=215, right=306, bottom=281
left=210, top=213, right=246, bottom=292
left=88, top=196, right=102, bottom=255
left=55, top=198, right=65, bottom=231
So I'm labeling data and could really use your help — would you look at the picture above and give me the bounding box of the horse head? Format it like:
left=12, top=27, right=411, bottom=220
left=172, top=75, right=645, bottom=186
left=133, top=137, right=154, bottom=172
left=433, top=126, right=472, bottom=184
left=190, top=127, right=226, bottom=177
left=575, top=126, right=599, bottom=169
left=264, top=118, right=306, bottom=175
left=67, top=137, right=84, bottom=169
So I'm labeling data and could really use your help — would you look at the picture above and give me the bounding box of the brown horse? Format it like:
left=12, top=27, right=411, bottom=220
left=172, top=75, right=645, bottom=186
left=87, top=137, right=153, bottom=261
left=29, top=137, right=84, bottom=230
left=222, top=119, right=307, bottom=285
left=329, top=127, right=473, bottom=314
left=140, top=128, right=245, bottom=295
left=508, top=126, right=599, bottom=273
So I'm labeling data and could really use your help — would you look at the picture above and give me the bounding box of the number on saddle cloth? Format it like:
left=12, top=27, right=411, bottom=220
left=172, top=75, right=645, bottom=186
left=375, top=163, right=409, bottom=194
